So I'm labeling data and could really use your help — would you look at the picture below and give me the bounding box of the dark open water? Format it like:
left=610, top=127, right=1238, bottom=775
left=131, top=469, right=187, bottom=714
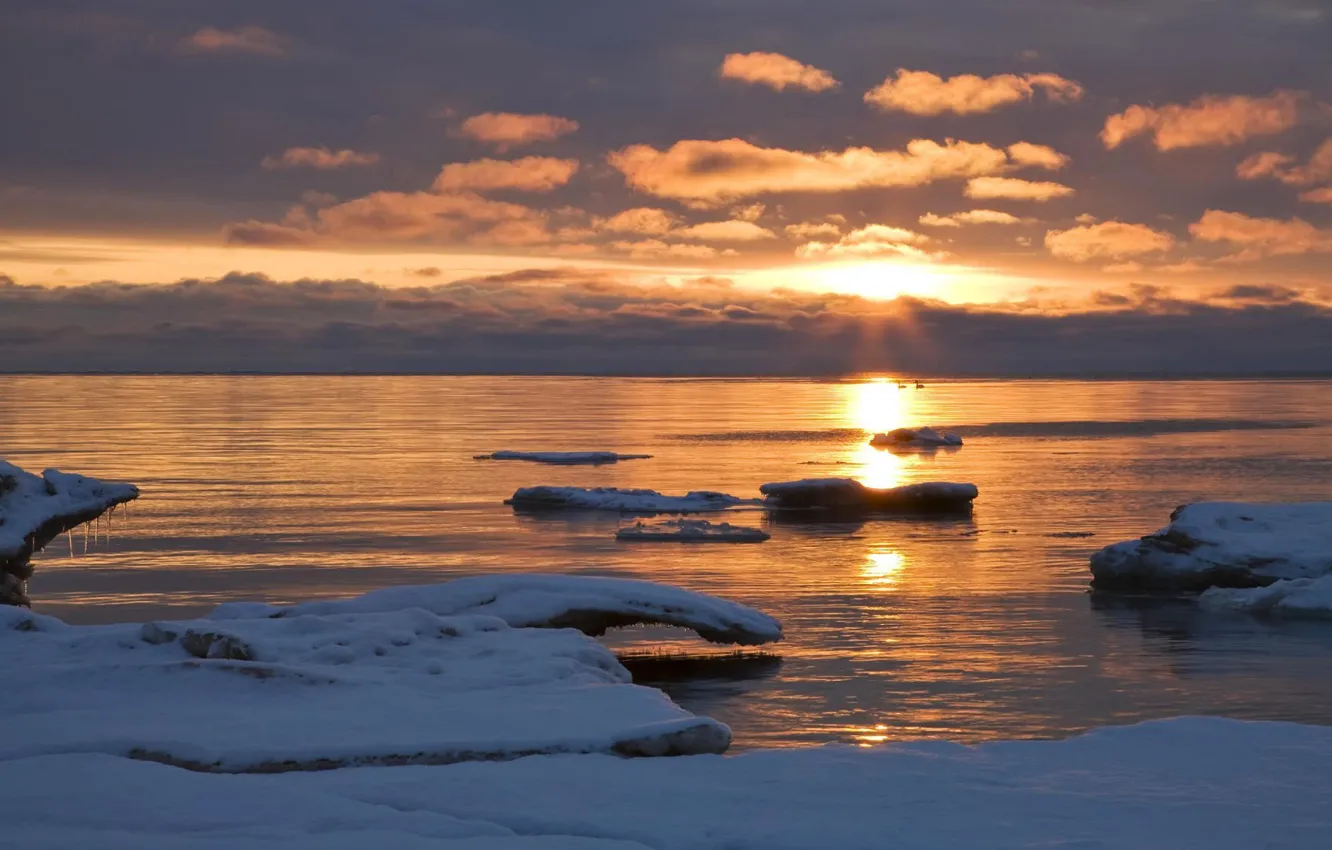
left=3, top=375, right=1331, bottom=748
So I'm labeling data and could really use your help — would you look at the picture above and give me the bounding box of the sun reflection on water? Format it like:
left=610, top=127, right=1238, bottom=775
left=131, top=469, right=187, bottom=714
left=862, top=550, right=906, bottom=589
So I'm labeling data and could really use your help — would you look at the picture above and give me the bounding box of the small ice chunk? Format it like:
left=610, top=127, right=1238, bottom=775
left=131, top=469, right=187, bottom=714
left=869, top=427, right=963, bottom=449
left=507, top=486, right=748, bottom=514
left=1090, top=502, right=1332, bottom=591
left=1201, top=575, right=1332, bottom=619
left=616, top=519, right=770, bottom=543
left=475, top=451, right=652, bottom=465
left=760, top=478, right=978, bottom=514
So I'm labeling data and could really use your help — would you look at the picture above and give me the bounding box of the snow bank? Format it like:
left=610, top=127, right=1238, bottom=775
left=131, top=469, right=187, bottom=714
left=1090, top=502, right=1332, bottom=591
left=615, top=519, right=769, bottom=543
left=475, top=451, right=652, bottom=465
left=212, top=574, right=782, bottom=646
left=0, top=603, right=730, bottom=772
left=0, top=459, right=139, bottom=606
left=1201, top=575, right=1332, bottom=619
left=6, top=717, right=1331, bottom=849
left=760, top=478, right=978, bottom=514
left=507, top=486, right=748, bottom=514
left=869, top=426, right=963, bottom=449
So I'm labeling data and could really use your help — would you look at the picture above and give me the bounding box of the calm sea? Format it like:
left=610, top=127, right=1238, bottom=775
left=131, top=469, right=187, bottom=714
left=4, top=375, right=1332, bottom=748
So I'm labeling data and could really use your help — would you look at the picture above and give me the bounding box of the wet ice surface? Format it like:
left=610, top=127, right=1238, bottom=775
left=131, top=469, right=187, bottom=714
left=5, top=375, right=1332, bottom=748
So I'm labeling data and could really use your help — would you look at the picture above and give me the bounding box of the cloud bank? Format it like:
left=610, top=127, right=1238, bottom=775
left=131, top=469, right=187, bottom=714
left=3, top=272, right=1328, bottom=376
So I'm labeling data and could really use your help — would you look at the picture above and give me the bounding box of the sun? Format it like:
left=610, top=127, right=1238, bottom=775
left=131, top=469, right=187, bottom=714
left=811, top=260, right=947, bottom=300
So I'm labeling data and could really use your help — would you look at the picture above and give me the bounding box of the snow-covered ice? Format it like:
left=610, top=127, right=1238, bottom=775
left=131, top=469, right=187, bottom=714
left=475, top=451, right=652, bottom=465
left=869, top=426, right=963, bottom=449
left=6, top=717, right=1332, bottom=849
left=760, top=478, right=978, bottom=514
left=1090, top=502, right=1332, bottom=591
left=1, top=459, right=139, bottom=606
left=507, top=485, right=749, bottom=514
left=211, top=574, right=783, bottom=645
left=1201, top=574, right=1332, bottom=619
left=0, top=602, right=731, bottom=772
left=616, top=519, right=770, bottom=543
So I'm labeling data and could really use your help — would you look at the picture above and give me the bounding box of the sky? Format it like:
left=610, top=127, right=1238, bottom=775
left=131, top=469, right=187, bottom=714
left=2, top=0, right=1331, bottom=374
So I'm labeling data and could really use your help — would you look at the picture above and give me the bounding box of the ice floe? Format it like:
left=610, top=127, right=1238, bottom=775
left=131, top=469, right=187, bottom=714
left=1090, top=502, right=1332, bottom=591
left=869, top=426, right=963, bottom=449
left=0, top=589, right=761, bottom=771
left=760, top=478, right=978, bottom=514
left=475, top=451, right=652, bottom=465
left=1201, top=575, right=1332, bottom=619
left=6, top=717, right=1331, bottom=849
left=1, top=459, right=139, bottom=606
left=507, top=486, right=749, bottom=514
left=616, top=519, right=770, bottom=543
left=211, top=574, right=783, bottom=646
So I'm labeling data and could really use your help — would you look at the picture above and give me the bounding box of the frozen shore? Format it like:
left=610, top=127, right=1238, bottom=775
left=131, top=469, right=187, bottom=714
left=1, top=575, right=782, bottom=772
left=7, top=717, right=1330, bottom=849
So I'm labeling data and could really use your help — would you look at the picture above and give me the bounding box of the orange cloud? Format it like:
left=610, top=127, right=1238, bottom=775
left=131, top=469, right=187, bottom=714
left=1189, top=209, right=1332, bottom=260
left=1006, top=142, right=1070, bottom=171
left=1235, top=151, right=1298, bottom=180
left=784, top=221, right=843, bottom=240
left=608, top=138, right=1015, bottom=202
left=597, top=207, right=679, bottom=235
left=1101, top=91, right=1302, bottom=150
left=432, top=157, right=579, bottom=192
left=178, top=26, right=286, bottom=57
left=224, top=191, right=545, bottom=246
left=718, top=52, right=839, bottom=92
left=458, top=112, right=580, bottom=151
left=1044, top=221, right=1175, bottom=262
left=864, top=69, right=1083, bottom=115
left=731, top=203, right=766, bottom=222
left=1301, top=187, right=1332, bottom=204
left=794, top=224, right=937, bottom=259
left=920, top=209, right=1029, bottom=227
left=965, top=177, right=1074, bottom=201
left=261, top=147, right=380, bottom=170
left=675, top=220, right=776, bottom=241
left=1236, top=139, right=1332, bottom=186
left=610, top=239, right=722, bottom=260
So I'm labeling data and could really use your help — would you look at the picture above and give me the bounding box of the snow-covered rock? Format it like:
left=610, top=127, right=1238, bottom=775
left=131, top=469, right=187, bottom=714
left=0, top=459, right=139, bottom=606
left=475, top=451, right=652, bottom=465
left=211, top=574, right=783, bottom=646
left=869, top=427, right=963, bottom=449
left=5, top=718, right=1332, bottom=849
left=760, top=478, right=978, bottom=514
left=1200, top=575, right=1332, bottom=619
left=507, top=486, right=748, bottom=514
left=1090, top=502, right=1332, bottom=591
left=615, top=519, right=770, bottom=544
left=0, top=602, right=731, bottom=772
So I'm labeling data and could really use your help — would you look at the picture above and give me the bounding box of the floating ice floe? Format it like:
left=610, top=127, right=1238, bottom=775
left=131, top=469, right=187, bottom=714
left=475, top=451, right=652, bottom=465
left=616, top=519, right=770, bottom=544
left=507, top=486, right=749, bottom=514
left=0, top=576, right=783, bottom=772
left=760, top=478, right=978, bottom=514
left=1089, top=502, right=1332, bottom=592
left=1200, top=575, right=1332, bottom=619
left=869, top=427, right=963, bottom=449
left=6, top=717, right=1331, bottom=849
left=1, top=459, right=139, bottom=607
left=211, top=574, right=783, bottom=646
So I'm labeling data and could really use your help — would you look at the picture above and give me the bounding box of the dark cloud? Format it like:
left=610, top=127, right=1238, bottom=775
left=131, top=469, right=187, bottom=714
left=1, top=271, right=1329, bottom=375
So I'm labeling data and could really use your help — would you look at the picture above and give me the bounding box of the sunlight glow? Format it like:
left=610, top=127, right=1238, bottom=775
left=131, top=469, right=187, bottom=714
left=862, top=551, right=906, bottom=588
left=852, top=442, right=911, bottom=489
